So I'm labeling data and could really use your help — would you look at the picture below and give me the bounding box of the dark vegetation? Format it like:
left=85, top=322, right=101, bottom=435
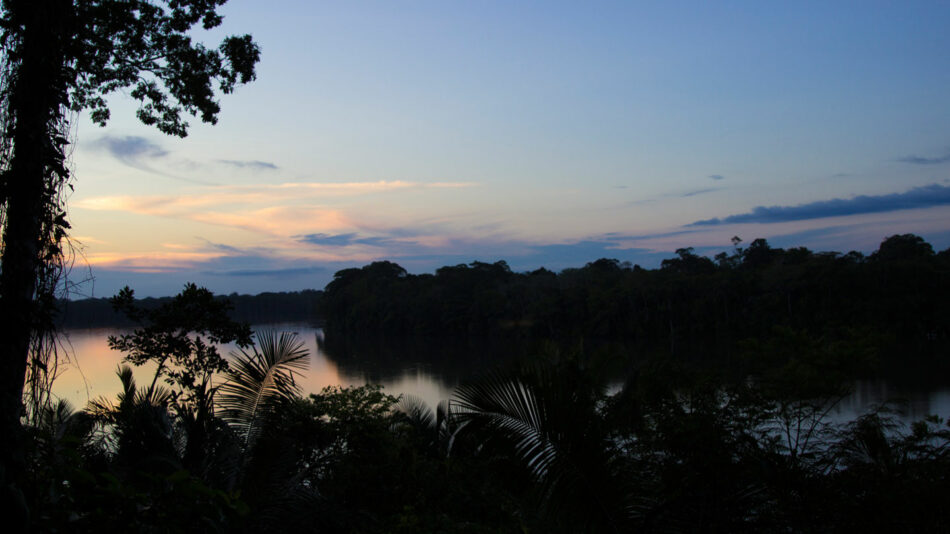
left=322, top=234, right=950, bottom=372
left=0, top=1, right=260, bottom=520
left=59, top=289, right=324, bottom=329
left=17, top=234, right=950, bottom=532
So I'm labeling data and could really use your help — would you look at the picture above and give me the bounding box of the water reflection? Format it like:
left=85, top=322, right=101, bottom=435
left=832, top=379, right=950, bottom=423
left=52, top=324, right=950, bottom=423
left=52, top=324, right=457, bottom=410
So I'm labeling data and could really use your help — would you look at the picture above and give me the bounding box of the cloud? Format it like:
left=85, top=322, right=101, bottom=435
left=680, top=187, right=719, bottom=198
left=763, top=224, right=864, bottom=250
left=200, top=240, right=244, bottom=254
left=689, top=183, right=950, bottom=226
left=898, top=150, right=950, bottom=165
left=604, top=229, right=700, bottom=241
left=297, top=233, right=360, bottom=247
left=708, top=174, right=725, bottom=180
left=91, top=135, right=218, bottom=185
left=75, top=181, right=479, bottom=240
left=206, top=265, right=327, bottom=277
left=296, top=232, right=407, bottom=248
left=93, top=135, right=168, bottom=166
left=256, top=180, right=475, bottom=194
left=218, top=159, right=279, bottom=171
left=627, top=186, right=721, bottom=206
left=78, top=181, right=476, bottom=212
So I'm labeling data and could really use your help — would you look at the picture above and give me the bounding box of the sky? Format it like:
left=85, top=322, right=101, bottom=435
left=65, top=0, right=950, bottom=297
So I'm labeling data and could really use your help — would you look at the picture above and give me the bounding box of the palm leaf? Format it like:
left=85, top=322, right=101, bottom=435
left=394, top=395, right=458, bottom=456
left=87, top=365, right=171, bottom=419
left=453, top=372, right=559, bottom=480
left=218, top=330, right=309, bottom=448
left=396, top=394, right=436, bottom=430
left=452, top=364, right=634, bottom=531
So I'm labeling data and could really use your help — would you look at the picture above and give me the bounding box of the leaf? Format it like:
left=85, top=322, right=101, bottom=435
left=218, top=330, right=309, bottom=449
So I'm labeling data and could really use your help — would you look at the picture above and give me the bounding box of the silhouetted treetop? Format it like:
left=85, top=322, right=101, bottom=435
left=321, top=234, right=950, bottom=362
left=872, top=233, right=935, bottom=262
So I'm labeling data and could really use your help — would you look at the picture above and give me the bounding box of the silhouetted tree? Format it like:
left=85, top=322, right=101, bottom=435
left=871, top=233, right=935, bottom=262
left=0, top=2, right=259, bottom=504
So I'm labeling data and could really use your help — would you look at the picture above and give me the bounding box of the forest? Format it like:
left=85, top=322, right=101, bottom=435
left=321, top=234, right=949, bottom=369
left=17, top=234, right=950, bottom=532
left=58, top=290, right=324, bottom=329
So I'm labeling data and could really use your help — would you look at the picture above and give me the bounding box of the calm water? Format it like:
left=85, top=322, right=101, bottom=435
left=52, top=324, right=457, bottom=410
left=51, top=324, right=950, bottom=423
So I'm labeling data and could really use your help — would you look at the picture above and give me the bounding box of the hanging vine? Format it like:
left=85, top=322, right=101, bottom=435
left=0, top=33, right=78, bottom=423
left=0, top=1, right=259, bottom=441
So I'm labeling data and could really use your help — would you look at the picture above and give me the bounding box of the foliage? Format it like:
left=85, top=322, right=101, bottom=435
left=321, top=234, right=950, bottom=370
left=453, top=360, right=633, bottom=532
left=57, top=0, right=260, bottom=138
left=86, top=364, right=176, bottom=468
left=218, top=330, right=308, bottom=449
left=20, top=269, right=950, bottom=532
left=108, top=283, right=253, bottom=406
left=59, top=289, right=324, bottom=329
left=21, top=341, right=950, bottom=533
left=0, top=6, right=259, bottom=522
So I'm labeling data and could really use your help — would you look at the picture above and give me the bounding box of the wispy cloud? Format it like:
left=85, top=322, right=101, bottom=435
left=254, top=180, right=475, bottom=194
left=84, top=250, right=227, bottom=272
left=296, top=233, right=402, bottom=248
left=680, top=187, right=719, bottom=198
left=75, top=180, right=479, bottom=239
left=204, top=265, right=327, bottom=277
left=297, top=233, right=361, bottom=247
left=627, top=186, right=722, bottom=205
left=708, top=174, right=725, bottom=180
left=689, top=183, right=950, bottom=226
left=898, top=150, right=950, bottom=165
left=93, top=135, right=167, bottom=167
left=78, top=181, right=476, bottom=211
left=91, top=135, right=217, bottom=185
left=218, top=159, right=279, bottom=171
left=604, top=229, right=700, bottom=242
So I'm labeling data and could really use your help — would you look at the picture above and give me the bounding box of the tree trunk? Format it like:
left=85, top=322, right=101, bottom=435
left=0, top=0, right=71, bottom=504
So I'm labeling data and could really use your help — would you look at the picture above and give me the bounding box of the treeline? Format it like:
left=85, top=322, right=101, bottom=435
left=58, top=289, right=324, bottom=329
left=322, top=234, right=950, bottom=363
left=24, top=288, right=950, bottom=532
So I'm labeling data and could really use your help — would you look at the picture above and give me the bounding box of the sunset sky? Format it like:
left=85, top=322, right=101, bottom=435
left=67, top=1, right=950, bottom=297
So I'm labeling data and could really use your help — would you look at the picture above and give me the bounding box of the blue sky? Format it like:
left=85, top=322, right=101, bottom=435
left=67, top=1, right=950, bottom=297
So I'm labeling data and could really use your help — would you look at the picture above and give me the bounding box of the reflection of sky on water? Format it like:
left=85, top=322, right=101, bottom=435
left=53, top=325, right=950, bottom=425
left=52, top=325, right=455, bottom=412
left=53, top=328, right=160, bottom=405
left=831, top=380, right=950, bottom=424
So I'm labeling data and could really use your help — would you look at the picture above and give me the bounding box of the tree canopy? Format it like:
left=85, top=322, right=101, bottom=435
left=0, top=1, right=260, bottom=525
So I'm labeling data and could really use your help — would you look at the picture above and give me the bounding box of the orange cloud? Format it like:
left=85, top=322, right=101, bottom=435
left=84, top=250, right=226, bottom=272
left=76, top=180, right=476, bottom=212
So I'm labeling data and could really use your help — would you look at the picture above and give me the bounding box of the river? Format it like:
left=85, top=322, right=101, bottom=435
left=51, top=324, right=950, bottom=424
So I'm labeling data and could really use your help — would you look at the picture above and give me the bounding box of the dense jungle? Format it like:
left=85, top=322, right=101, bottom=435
left=20, top=234, right=950, bottom=532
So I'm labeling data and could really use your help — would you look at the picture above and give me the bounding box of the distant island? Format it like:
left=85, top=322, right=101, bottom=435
left=59, top=289, right=324, bottom=329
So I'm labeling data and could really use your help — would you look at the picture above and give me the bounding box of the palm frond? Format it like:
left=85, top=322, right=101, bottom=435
left=453, top=364, right=634, bottom=531
left=453, top=372, right=558, bottom=480
left=395, top=394, right=436, bottom=430
left=218, top=330, right=309, bottom=448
